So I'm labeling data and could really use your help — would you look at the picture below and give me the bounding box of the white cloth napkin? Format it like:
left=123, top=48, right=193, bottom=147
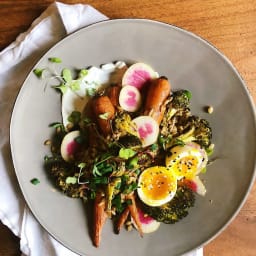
left=0, top=2, right=203, bottom=256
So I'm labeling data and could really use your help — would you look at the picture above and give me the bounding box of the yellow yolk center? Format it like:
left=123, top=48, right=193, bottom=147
left=139, top=166, right=177, bottom=201
left=172, top=156, right=199, bottom=178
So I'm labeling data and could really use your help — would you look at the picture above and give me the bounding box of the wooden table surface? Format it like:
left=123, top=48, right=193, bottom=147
left=0, top=0, right=255, bottom=255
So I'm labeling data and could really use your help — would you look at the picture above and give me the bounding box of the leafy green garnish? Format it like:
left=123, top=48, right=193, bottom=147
left=83, top=116, right=92, bottom=125
left=33, top=68, right=45, bottom=78
left=78, top=69, right=88, bottom=78
left=99, top=112, right=109, bottom=120
left=151, top=143, right=158, bottom=151
left=119, top=148, right=136, bottom=160
left=65, top=176, right=77, bottom=184
left=62, top=68, right=72, bottom=83
left=184, top=90, right=192, bottom=100
left=48, top=57, right=62, bottom=63
left=123, top=182, right=139, bottom=194
left=127, top=156, right=138, bottom=169
left=68, top=111, right=81, bottom=125
left=30, top=178, right=40, bottom=185
left=52, top=83, right=68, bottom=94
left=87, top=88, right=97, bottom=97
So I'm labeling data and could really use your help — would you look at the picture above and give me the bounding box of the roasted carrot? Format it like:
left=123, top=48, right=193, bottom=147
left=144, top=77, right=171, bottom=124
left=92, top=96, right=115, bottom=136
left=93, top=191, right=108, bottom=247
left=125, top=193, right=143, bottom=237
left=107, top=85, right=121, bottom=108
left=116, top=207, right=130, bottom=234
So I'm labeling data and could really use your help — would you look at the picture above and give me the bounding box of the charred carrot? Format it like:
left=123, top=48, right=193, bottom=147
left=92, top=96, right=115, bottom=136
left=125, top=193, right=143, bottom=237
left=144, top=77, right=171, bottom=124
left=107, top=85, right=121, bottom=108
left=116, top=207, right=130, bottom=234
left=93, top=192, right=108, bottom=247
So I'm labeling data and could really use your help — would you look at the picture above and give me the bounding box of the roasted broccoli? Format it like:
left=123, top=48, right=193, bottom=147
left=171, top=89, right=192, bottom=110
left=44, top=158, right=85, bottom=198
left=176, top=116, right=212, bottom=148
left=141, top=184, right=195, bottom=224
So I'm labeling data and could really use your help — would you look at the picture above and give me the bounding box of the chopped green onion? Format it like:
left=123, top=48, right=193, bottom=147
left=30, top=178, right=40, bottom=185
left=48, top=57, right=62, bottom=63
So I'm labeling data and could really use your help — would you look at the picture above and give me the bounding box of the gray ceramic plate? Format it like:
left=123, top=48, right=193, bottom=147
left=10, top=19, right=256, bottom=256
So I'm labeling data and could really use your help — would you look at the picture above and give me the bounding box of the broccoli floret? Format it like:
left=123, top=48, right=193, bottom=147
left=176, top=116, right=212, bottom=148
left=171, top=90, right=191, bottom=110
left=44, top=158, right=84, bottom=198
left=141, top=184, right=195, bottom=224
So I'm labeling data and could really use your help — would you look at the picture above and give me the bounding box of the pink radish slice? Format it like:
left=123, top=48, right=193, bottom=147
left=61, top=130, right=81, bottom=162
left=131, top=207, right=160, bottom=233
left=132, top=116, right=159, bottom=147
left=183, top=176, right=206, bottom=196
left=122, top=63, right=159, bottom=90
left=119, top=85, right=142, bottom=112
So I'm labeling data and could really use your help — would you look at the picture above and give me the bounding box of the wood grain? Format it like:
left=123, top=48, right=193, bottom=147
left=0, top=1, right=255, bottom=255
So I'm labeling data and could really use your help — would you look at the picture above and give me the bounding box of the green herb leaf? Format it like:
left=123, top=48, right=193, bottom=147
left=65, top=176, right=77, bottom=184
left=83, top=116, right=92, bottom=125
left=30, top=178, right=40, bottom=185
left=78, top=69, right=88, bottom=78
left=49, top=122, right=65, bottom=130
left=78, top=162, right=86, bottom=169
left=119, top=148, right=136, bottom=160
left=33, top=68, right=45, bottom=78
left=70, top=80, right=81, bottom=91
left=123, top=182, right=139, bottom=194
left=184, top=90, right=192, bottom=100
left=87, top=88, right=97, bottom=97
left=99, top=112, right=109, bottom=120
left=151, top=143, right=158, bottom=151
left=52, top=83, right=67, bottom=94
left=68, top=111, right=81, bottom=124
left=62, top=68, right=72, bottom=83
left=48, top=57, right=62, bottom=63
left=127, top=156, right=139, bottom=169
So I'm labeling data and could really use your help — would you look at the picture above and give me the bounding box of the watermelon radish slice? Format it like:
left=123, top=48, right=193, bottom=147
left=61, top=130, right=82, bottom=162
left=182, top=176, right=206, bottom=196
left=119, top=85, right=142, bottom=112
left=132, top=116, right=159, bottom=147
left=122, top=63, right=159, bottom=90
left=131, top=207, right=160, bottom=234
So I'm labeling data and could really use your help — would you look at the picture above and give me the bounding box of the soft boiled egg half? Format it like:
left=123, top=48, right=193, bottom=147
left=165, top=142, right=208, bottom=180
left=137, top=166, right=178, bottom=207
left=137, top=142, right=208, bottom=207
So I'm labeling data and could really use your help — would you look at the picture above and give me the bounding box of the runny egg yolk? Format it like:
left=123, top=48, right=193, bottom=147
left=171, top=155, right=199, bottom=179
left=137, top=166, right=177, bottom=207
left=165, top=142, right=208, bottom=179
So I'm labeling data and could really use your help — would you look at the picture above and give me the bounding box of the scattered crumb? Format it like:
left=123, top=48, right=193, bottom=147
left=206, top=105, right=214, bottom=114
